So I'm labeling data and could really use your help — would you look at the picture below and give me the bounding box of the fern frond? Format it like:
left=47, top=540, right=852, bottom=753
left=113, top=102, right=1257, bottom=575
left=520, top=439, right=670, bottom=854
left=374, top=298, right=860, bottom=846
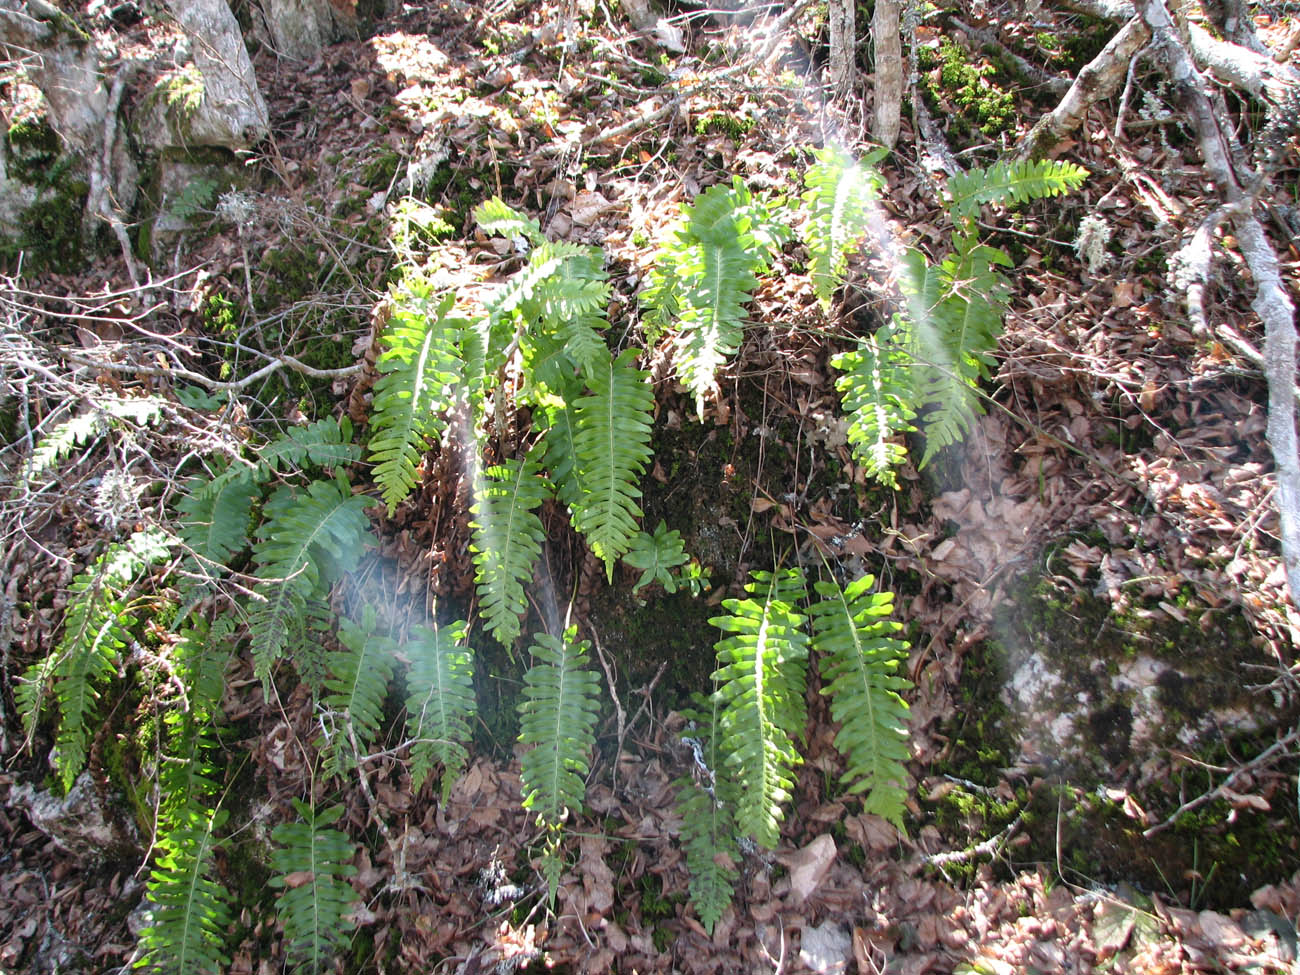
left=644, top=179, right=784, bottom=418
left=158, top=620, right=232, bottom=823
left=269, top=800, right=358, bottom=975
left=403, top=618, right=475, bottom=800
left=570, top=349, right=654, bottom=579
left=801, top=146, right=884, bottom=308
left=368, top=289, right=467, bottom=514
left=248, top=475, right=374, bottom=689
left=831, top=320, right=918, bottom=488
left=137, top=810, right=232, bottom=975
left=675, top=693, right=738, bottom=934
left=469, top=448, right=549, bottom=646
left=623, top=520, right=688, bottom=593
left=809, top=573, right=912, bottom=829
left=517, top=627, right=601, bottom=901
left=537, top=395, right=585, bottom=509
left=176, top=469, right=258, bottom=567
left=38, top=529, right=173, bottom=791
left=319, top=612, right=396, bottom=778
left=24, top=395, right=165, bottom=486
left=946, top=159, right=1088, bottom=222
left=712, top=567, right=809, bottom=848
left=473, top=196, right=543, bottom=246
left=252, top=417, right=360, bottom=482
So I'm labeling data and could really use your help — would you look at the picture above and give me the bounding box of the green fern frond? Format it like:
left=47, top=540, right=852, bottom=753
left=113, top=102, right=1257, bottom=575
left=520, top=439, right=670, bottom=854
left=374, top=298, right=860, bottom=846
left=176, top=469, right=258, bottom=567
left=809, top=573, right=912, bottom=829
left=269, top=800, right=358, bottom=975
left=831, top=320, right=918, bottom=488
left=469, top=447, right=549, bottom=646
left=675, top=693, right=738, bottom=934
left=158, top=620, right=232, bottom=823
left=570, top=349, right=654, bottom=579
left=711, top=567, right=809, bottom=848
left=517, top=626, right=601, bottom=901
left=403, top=618, right=475, bottom=800
left=248, top=475, right=374, bottom=689
left=137, top=810, right=232, bottom=975
left=473, top=196, right=543, bottom=245
left=643, top=179, right=785, bottom=418
left=252, top=417, right=360, bottom=482
left=319, top=612, right=396, bottom=778
left=368, top=288, right=467, bottom=514
left=24, top=395, right=166, bottom=486
left=537, top=395, right=584, bottom=507
left=623, top=520, right=688, bottom=593
left=27, top=529, right=174, bottom=791
left=801, top=146, right=884, bottom=308
left=946, top=159, right=1089, bottom=222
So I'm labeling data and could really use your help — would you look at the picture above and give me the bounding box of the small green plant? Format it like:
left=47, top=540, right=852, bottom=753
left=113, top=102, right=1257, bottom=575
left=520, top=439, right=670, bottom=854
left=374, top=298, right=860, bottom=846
left=158, top=65, right=205, bottom=121
left=920, top=37, right=1016, bottom=137
left=167, top=177, right=218, bottom=221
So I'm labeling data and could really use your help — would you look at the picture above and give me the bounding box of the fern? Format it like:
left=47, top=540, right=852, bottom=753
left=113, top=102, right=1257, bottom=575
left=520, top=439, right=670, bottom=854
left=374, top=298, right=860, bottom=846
left=643, top=178, right=787, bottom=417
left=176, top=469, right=258, bottom=567
left=248, top=475, right=374, bottom=691
left=137, top=810, right=232, bottom=975
left=403, top=618, right=475, bottom=800
left=623, top=519, right=689, bottom=593
left=473, top=196, right=543, bottom=246
left=16, top=528, right=173, bottom=791
left=945, top=159, right=1089, bottom=223
left=269, top=800, right=358, bottom=975
left=517, top=627, right=602, bottom=900
left=537, top=395, right=585, bottom=508
left=469, top=447, right=549, bottom=646
left=801, top=146, right=885, bottom=308
left=831, top=319, right=918, bottom=488
left=319, top=612, right=396, bottom=778
left=251, top=417, right=360, bottom=482
left=23, top=395, right=166, bottom=486
left=570, top=349, right=655, bottom=579
left=368, top=287, right=467, bottom=514
left=711, top=567, right=809, bottom=848
left=675, top=692, right=738, bottom=934
left=809, top=573, right=912, bottom=829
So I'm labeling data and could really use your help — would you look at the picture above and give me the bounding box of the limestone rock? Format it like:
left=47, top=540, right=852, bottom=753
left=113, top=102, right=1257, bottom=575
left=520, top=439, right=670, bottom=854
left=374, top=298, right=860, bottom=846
left=10, top=773, right=142, bottom=861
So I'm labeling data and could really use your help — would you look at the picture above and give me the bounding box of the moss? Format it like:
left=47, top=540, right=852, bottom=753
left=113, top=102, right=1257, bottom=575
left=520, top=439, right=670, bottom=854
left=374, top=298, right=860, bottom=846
left=6, top=117, right=60, bottom=183
left=695, top=113, right=756, bottom=141
left=361, top=149, right=402, bottom=190
left=918, top=38, right=1017, bottom=141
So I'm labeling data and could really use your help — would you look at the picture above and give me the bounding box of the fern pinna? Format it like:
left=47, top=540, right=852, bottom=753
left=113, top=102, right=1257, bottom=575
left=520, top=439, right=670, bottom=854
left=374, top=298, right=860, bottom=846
left=469, top=447, right=549, bottom=646
left=642, top=178, right=787, bottom=418
left=517, top=627, right=602, bottom=900
left=269, top=800, right=358, bottom=975
left=711, top=567, right=809, bottom=848
left=809, top=572, right=912, bottom=829
left=367, top=285, right=467, bottom=514
left=248, top=473, right=375, bottom=692
left=403, top=619, right=476, bottom=800
left=15, top=528, right=173, bottom=792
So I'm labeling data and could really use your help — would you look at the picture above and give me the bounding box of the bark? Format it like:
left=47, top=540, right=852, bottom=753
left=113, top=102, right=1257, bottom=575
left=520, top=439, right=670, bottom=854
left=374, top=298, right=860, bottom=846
left=0, top=1, right=108, bottom=155
left=163, top=0, right=269, bottom=148
left=829, top=0, right=855, bottom=100
left=871, top=0, right=903, bottom=148
left=256, top=0, right=357, bottom=62
left=1017, top=16, right=1151, bottom=160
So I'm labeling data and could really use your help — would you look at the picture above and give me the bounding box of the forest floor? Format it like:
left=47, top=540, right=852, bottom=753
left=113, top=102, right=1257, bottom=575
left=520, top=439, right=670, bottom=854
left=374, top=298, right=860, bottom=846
left=4, top=0, right=1300, bottom=972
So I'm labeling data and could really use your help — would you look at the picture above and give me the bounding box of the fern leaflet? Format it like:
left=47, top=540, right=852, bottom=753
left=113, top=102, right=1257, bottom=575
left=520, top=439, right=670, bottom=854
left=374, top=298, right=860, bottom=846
left=809, top=573, right=912, bottom=828
left=403, top=618, right=475, bottom=800
left=712, top=567, right=809, bottom=848
left=570, top=349, right=655, bottom=579
left=252, top=417, right=360, bottom=482
left=23, top=394, right=165, bottom=486
left=946, top=159, right=1089, bottom=222
left=269, top=800, right=358, bottom=975
left=368, top=287, right=467, bottom=514
left=831, top=319, right=918, bottom=487
left=176, top=469, right=258, bottom=567
left=473, top=196, right=543, bottom=246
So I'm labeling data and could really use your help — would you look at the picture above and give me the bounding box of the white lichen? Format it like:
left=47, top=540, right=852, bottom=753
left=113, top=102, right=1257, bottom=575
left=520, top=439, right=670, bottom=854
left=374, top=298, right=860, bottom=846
left=1073, top=214, right=1112, bottom=274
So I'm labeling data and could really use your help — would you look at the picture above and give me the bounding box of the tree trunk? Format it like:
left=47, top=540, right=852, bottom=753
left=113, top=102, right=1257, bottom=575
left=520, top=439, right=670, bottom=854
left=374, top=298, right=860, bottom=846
left=163, top=0, right=269, bottom=148
left=829, top=0, right=856, bottom=100
left=871, top=0, right=903, bottom=148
